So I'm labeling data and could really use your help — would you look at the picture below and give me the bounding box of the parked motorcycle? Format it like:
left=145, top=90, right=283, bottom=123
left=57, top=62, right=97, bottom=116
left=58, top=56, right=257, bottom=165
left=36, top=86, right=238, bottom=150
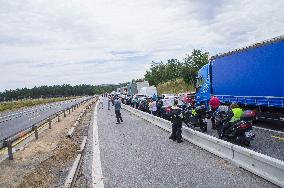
left=183, top=105, right=207, bottom=132
left=214, top=110, right=255, bottom=146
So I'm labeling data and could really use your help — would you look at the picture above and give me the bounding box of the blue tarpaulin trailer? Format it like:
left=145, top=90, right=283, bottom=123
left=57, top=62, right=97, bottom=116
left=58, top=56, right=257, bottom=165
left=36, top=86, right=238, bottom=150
left=195, top=36, right=284, bottom=123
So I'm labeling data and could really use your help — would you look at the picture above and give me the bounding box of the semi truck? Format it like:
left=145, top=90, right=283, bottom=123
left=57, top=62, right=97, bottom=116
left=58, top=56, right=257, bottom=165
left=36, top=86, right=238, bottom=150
left=140, top=86, right=157, bottom=98
left=195, top=36, right=284, bottom=123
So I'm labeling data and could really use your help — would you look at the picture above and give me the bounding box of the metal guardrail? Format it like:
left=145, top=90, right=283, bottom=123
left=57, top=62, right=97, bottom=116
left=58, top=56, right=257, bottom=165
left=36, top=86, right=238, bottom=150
left=122, top=104, right=284, bottom=187
left=0, top=97, right=94, bottom=160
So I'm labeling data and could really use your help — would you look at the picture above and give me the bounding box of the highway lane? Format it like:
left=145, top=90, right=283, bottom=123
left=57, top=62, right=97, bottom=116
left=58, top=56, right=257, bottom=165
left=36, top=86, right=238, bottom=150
left=0, top=100, right=73, bottom=121
left=0, top=97, right=91, bottom=141
left=122, top=105, right=284, bottom=161
left=95, top=104, right=276, bottom=188
left=188, top=120, right=284, bottom=161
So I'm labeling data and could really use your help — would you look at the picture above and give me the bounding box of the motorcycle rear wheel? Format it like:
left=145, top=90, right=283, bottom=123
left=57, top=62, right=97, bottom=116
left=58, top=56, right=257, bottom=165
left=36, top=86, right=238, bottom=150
left=200, top=124, right=207, bottom=132
left=243, top=140, right=251, bottom=147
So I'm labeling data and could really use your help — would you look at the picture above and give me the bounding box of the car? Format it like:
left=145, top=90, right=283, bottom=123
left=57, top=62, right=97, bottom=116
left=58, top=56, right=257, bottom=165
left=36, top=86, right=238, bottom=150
left=160, top=97, right=185, bottom=120
left=161, top=93, right=175, bottom=99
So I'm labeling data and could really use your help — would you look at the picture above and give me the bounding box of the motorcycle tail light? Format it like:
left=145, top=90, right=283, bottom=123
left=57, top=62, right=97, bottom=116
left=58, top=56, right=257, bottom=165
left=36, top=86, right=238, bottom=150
left=239, top=123, right=249, bottom=129
left=166, top=107, right=171, bottom=113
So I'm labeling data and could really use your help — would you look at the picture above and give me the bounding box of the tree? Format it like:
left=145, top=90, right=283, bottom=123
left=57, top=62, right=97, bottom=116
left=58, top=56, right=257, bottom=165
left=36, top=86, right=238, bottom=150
left=181, top=49, right=209, bottom=85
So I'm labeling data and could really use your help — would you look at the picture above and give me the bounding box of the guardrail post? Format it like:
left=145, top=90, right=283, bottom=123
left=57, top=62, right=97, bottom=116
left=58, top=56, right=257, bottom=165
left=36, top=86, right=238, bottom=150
left=57, top=114, right=60, bottom=122
left=48, top=119, right=52, bottom=129
left=64, top=110, right=66, bottom=117
left=68, top=108, right=71, bottom=114
left=72, top=106, right=74, bottom=112
left=5, top=140, right=13, bottom=160
left=33, top=125, right=39, bottom=140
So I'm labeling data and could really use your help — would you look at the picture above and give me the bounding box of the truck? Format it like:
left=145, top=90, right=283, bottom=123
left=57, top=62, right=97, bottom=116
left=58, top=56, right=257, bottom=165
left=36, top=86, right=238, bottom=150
left=140, top=86, right=157, bottom=98
left=195, top=36, right=284, bottom=123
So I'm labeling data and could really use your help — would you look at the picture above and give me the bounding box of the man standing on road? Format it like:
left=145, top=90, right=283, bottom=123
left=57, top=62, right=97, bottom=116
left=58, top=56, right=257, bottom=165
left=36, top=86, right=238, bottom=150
left=99, top=95, right=104, bottom=109
left=114, top=97, right=123, bottom=124
left=108, top=95, right=111, bottom=110
left=169, top=99, right=184, bottom=143
left=209, top=95, right=220, bottom=129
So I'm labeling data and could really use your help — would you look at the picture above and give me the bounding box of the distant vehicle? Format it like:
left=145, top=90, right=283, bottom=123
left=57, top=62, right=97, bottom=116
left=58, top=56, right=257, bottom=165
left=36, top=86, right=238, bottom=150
left=195, top=36, right=284, bottom=123
left=161, top=94, right=175, bottom=99
left=133, top=94, right=145, bottom=99
left=140, top=86, right=157, bottom=98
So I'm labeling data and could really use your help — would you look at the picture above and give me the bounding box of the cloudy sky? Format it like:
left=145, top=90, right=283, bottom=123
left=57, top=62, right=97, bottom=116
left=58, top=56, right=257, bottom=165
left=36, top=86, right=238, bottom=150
left=0, top=0, right=283, bottom=91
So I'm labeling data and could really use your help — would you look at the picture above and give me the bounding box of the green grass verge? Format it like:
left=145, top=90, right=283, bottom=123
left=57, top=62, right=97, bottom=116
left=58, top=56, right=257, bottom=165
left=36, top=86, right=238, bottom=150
left=156, top=79, right=195, bottom=95
left=0, top=97, right=77, bottom=112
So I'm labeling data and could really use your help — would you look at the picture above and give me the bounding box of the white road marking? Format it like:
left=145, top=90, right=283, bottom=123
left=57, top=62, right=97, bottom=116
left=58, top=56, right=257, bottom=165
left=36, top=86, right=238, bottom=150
left=92, top=103, right=104, bottom=188
left=253, top=126, right=284, bottom=135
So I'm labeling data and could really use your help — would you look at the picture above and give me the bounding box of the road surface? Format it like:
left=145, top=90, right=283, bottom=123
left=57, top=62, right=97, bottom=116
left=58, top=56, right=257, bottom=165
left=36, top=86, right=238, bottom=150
left=0, top=97, right=91, bottom=141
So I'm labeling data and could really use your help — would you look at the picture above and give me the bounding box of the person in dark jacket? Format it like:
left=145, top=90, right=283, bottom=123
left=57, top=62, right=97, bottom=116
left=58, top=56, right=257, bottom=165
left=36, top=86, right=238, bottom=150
left=114, top=97, right=123, bottom=124
left=156, top=99, right=163, bottom=117
left=169, top=99, right=184, bottom=143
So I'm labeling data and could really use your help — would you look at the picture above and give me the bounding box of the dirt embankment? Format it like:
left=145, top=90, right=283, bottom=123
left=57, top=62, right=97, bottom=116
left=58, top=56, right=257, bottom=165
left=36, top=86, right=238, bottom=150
left=0, top=100, right=95, bottom=188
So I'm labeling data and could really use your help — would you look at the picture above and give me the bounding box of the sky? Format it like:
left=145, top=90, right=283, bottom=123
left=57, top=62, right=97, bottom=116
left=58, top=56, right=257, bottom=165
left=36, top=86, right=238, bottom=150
left=0, top=0, right=283, bottom=91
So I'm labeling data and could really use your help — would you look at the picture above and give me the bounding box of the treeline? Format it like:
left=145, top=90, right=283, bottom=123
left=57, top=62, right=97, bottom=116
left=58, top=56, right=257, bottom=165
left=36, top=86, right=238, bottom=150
left=144, top=49, right=209, bottom=86
left=0, top=84, right=119, bottom=101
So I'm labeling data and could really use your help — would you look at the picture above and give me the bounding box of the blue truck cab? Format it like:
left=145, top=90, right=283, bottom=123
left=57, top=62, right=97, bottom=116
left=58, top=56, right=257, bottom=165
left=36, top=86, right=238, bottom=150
left=195, top=63, right=211, bottom=106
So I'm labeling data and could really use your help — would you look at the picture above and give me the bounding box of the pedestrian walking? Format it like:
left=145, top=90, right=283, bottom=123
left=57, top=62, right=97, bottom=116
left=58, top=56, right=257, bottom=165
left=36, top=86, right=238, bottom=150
left=108, top=95, right=111, bottom=110
left=99, top=95, right=104, bottom=109
left=114, top=97, right=123, bottom=124
left=169, top=99, right=184, bottom=143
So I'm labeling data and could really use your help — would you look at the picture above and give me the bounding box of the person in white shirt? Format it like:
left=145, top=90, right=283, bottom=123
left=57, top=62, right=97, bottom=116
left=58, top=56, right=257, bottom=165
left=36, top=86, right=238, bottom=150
left=99, top=95, right=104, bottom=109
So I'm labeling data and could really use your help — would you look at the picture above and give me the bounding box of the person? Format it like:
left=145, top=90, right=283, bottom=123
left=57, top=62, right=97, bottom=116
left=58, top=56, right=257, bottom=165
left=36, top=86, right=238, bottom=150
left=108, top=95, right=111, bottom=110
left=114, top=97, right=123, bottom=124
left=220, top=103, right=243, bottom=138
left=111, top=95, right=115, bottom=106
left=99, top=95, right=104, bottom=109
left=149, top=99, right=153, bottom=114
left=152, top=99, right=157, bottom=116
left=132, top=97, right=137, bottom=109
left=169, top=99, right=184, bottom=143
left=209, top=95, right=220, bottom=129
left=156, top=98, right=163, bottom=117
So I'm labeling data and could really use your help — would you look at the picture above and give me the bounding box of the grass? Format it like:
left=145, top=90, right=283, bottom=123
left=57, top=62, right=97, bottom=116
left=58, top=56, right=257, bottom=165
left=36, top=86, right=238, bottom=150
left=0, top=97, right=77, bottom=112
left=156, top=78, right=195, bottom=95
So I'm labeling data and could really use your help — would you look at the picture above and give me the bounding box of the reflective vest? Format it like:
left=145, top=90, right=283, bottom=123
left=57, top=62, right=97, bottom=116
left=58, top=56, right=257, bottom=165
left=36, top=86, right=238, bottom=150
left=229, top=108, right=243, bottom=122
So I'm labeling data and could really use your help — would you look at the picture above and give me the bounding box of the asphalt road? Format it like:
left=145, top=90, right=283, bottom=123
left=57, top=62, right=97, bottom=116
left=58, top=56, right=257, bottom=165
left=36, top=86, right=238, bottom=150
left=96, top=104, right=276, bottom=188
left=0, top=96, right=91, bottom=141
left=189, top=119, right=284, bottom=161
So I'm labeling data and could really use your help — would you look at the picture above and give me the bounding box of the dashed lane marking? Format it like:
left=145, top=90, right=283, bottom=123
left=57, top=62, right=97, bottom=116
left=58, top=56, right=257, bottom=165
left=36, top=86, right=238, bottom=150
left=253, top=126, right=284, bottom=135
left=271, top=135, right=284, bottom=141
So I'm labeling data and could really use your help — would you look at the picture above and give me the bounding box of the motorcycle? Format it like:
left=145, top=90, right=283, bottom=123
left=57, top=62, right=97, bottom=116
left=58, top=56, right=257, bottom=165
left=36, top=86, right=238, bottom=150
left=183, top=105, right=208, bottom=132
left=214, top=110, right=255, bottom=146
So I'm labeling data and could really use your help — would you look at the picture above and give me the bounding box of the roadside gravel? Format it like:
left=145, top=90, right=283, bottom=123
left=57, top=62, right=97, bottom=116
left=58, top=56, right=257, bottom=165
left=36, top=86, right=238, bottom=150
left=97, top=106, right=277, bottom=188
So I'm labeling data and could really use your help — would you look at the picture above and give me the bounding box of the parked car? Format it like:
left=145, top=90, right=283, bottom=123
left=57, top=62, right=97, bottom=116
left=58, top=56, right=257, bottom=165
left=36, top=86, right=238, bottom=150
left=161, top=93, right=175, bottom=99
left=160, top=97, right=185, bottom=120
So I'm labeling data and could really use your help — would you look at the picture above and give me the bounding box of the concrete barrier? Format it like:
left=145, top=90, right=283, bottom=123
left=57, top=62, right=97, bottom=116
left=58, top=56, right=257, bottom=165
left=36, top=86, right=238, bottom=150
left=122, top=104, right=284, bottom=187
left=232, top=144, right=284, bottom=186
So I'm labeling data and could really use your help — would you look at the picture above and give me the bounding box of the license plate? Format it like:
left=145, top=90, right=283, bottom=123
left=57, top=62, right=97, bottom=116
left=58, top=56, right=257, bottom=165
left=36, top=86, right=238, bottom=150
left=245, top=130, right=254, bottom=138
